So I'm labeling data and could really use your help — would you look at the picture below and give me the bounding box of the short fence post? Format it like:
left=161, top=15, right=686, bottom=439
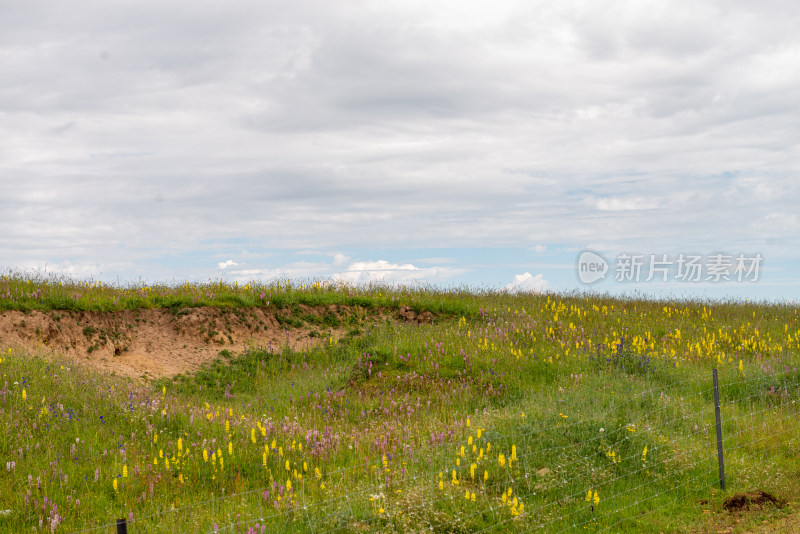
left=116, top=518, right=127, bottom=534
left=713, top=368, right=726, bottom=490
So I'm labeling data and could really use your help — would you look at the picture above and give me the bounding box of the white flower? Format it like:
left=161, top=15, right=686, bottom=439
left=599, top=428, right=605, bottom=433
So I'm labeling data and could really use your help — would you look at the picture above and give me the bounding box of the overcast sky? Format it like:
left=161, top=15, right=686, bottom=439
left=2, top=0, right=799, bottom=299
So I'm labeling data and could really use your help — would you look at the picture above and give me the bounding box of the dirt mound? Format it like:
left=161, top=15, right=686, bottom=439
left=0, top=305, right=359, bottom=380
left=397, top=306, right=434, bottom=324
left=723, top=491, right=785, bottom=512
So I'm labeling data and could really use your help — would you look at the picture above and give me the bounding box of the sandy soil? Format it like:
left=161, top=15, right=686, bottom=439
left=0, top=305, right=380, bottom=379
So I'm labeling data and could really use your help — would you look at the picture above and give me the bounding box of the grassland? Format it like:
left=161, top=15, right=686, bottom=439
left=1, top=273, right=799, bottom=533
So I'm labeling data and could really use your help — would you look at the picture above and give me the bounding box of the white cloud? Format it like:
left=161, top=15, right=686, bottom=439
left=595, top=197, right=661, bottom=212
left=332, top=260, right=462, bottom=286
left=504, top=272, right=549, bottom=293
left=331, top=253, right=350, bottom=267
left=218, top=260, right=239, bottom=269
left=532, top=245, right=546, bottom=253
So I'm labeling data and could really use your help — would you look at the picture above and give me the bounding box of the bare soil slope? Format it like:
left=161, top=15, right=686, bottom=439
left=0, top=305, right=386, bottom=379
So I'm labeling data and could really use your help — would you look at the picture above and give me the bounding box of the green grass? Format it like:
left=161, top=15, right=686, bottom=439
left=0, top=275, right=799, bottom=532
left=0, top=270, right=476, bottom=318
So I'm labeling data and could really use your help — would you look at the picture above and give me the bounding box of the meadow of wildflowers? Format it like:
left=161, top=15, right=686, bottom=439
left=1, top=273, right=799, bottom=532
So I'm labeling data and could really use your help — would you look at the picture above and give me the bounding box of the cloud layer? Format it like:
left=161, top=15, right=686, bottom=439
left=2, top=0, right=799, bottom=287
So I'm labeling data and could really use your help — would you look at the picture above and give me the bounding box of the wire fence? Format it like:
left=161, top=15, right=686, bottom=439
left=71, top=353, right=800, bottom=533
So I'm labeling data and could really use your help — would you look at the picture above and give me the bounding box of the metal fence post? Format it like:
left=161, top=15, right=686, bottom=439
left=713, top=368, right=726, bottom=490
left=116, top=518, right=128, bottom=534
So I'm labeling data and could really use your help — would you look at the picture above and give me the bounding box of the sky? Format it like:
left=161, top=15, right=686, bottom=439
left=2, top=0, right=799, bottom=301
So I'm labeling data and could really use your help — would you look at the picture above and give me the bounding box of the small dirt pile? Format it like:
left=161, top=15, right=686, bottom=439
left=723, top=491, right=785, bottom=512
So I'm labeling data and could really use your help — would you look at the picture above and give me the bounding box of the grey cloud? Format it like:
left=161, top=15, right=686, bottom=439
left=1, top=0, right=799, bottom=281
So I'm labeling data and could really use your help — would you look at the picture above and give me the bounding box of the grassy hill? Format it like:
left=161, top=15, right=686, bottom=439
left=1, top=274, right=798, bottom=532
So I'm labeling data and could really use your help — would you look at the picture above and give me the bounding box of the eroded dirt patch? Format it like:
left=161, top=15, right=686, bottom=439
left=0, top=305, right=369, bottom=379
left=397, top=306, right=434, bottom=324
left=724, top=491, right=785, bottom=512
